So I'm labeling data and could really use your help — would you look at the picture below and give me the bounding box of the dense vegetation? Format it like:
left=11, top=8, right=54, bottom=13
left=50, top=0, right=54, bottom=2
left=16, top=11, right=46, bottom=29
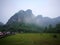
left=44, top=23, right=60, bottom=33
left=0, top=9, right=60, bottom=45
left=0, top=33, right=60, bottom=45
left=0, top=9, right=60, bottom=33
left=0, top=23, right=60, bottom=33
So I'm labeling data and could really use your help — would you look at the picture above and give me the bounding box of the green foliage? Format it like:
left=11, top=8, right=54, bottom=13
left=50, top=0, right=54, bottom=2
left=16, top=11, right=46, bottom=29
left=0, top=23, right=42, bottom=33
left=0, top=33, right=60, bottom=45
left=0, top=22, right=60, bottom=33
left=43, top=23, right=60, bottom=33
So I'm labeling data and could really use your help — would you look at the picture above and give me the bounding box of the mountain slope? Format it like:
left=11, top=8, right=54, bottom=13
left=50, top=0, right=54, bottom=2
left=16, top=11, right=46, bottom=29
left=7, top=9, right=60, bottom=27
left=0, top=22, right=4, bottom=25
left=7, top=9, right=34, bottom=25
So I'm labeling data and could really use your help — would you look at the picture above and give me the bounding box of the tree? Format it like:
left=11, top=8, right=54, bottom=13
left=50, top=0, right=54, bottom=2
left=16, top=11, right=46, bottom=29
left=44, top=26, right=48, bottom=33
left=55, top=23, right=60, bottom=33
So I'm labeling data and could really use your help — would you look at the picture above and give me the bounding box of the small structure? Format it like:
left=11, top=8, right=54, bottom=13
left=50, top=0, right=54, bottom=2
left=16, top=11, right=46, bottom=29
left=0, top=32, right=3, bottom=36
left=0, top=32, right=3, bottom=38
left=6, top=31, right=10, bottom=35
left=11, top=32, right=16, bottom=35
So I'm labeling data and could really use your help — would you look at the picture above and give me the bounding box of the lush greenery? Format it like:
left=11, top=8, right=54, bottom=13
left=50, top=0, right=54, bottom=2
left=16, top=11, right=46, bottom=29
left=0, top=23, right=43, bottom=33
left=0, top=33, right=60, bottom=45
left=0, top=23, right=60, bottom=33
left=44, top=23, right=60, bottom=33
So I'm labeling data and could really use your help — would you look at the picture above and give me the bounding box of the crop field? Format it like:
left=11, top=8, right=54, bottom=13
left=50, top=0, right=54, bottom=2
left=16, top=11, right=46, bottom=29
left=0, top=33, right=60, bottom=45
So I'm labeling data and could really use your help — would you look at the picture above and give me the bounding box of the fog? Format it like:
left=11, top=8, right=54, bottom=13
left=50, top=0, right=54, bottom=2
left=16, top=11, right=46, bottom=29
left=0, top=0, right=60, bottom=24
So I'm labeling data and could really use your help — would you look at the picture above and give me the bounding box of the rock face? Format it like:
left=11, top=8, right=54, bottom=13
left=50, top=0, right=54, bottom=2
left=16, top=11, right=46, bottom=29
left=7, top=9, right=34, bottom=25
left=7, top=9, right=60, bottom=27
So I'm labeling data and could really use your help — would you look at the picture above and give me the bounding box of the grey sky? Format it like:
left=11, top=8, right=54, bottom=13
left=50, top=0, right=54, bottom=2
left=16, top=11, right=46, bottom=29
left=0, top=0, right=60, bottom=24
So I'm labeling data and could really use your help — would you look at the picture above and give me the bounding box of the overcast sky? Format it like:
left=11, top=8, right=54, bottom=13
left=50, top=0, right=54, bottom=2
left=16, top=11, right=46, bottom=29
left=0, top=0, right=60, bottom=24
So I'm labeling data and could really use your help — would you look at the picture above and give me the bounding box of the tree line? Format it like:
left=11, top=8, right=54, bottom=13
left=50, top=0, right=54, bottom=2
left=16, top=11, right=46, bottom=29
left=0, top=23, right=60, bottom=33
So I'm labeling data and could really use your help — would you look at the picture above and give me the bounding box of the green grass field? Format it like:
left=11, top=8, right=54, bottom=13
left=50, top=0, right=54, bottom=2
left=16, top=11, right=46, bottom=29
left=0, top=33, right=60, bottom=45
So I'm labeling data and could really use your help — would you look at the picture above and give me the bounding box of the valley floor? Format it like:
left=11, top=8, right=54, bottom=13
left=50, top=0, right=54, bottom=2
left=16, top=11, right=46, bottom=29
left=0, top=33, right=60, bottom=45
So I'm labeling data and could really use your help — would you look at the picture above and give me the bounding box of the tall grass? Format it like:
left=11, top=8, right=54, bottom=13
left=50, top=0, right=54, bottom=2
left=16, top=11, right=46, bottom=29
left=0, top=33, right=60, bottom=45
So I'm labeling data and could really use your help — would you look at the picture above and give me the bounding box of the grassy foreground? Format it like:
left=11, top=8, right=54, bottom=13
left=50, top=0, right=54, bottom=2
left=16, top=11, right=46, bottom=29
left=0, top=33, right=60, bottom=45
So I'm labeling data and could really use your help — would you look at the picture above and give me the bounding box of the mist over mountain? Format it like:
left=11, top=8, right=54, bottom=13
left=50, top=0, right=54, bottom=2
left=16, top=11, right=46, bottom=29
left=7, top=9, right=60, bottom=27
left=7, top=9, right=34, bottom=24
left=0, top=22, right=4, bottom=25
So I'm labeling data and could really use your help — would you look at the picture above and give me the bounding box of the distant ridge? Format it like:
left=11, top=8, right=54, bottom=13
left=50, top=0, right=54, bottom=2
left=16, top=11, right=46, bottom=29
left=7, top=9, right=60, bottom=27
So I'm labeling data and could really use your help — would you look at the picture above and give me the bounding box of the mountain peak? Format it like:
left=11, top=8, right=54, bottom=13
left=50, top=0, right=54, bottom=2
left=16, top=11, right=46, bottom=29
left=7, top=9, right=60, bottom=27
left=18, top=10, right=25, bottom=13
left=26, top=9, right=32, bottom=15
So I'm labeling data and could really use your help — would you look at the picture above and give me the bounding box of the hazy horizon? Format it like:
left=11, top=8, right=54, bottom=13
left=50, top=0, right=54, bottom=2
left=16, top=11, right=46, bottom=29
left=0, top=0, right=60, bottom=24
